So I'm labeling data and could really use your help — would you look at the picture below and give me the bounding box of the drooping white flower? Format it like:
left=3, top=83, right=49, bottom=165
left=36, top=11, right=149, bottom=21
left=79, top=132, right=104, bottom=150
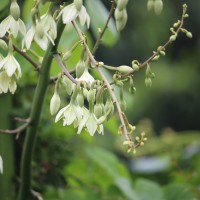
left=78, top=68, right=95, bottom=84
left=77, top=111, right=104, bottom=136
left=0, top=15, right=26, bottom=38
left=0, top=52, right=21, bottom=78
left=0, top=155, right=3, bottom=174
left=40, top=12, right=57, bottom=43
left=0, top=71, right=17, bottom=94
left=23, top=21, right=50, bottom=50
left=57, top=3, right=90, bottom=28
left=55, top=103, right=83, bottom=127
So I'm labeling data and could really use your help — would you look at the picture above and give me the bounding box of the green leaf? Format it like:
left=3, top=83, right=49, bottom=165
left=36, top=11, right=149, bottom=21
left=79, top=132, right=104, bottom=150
left=135, top=178, right=165, bottom=200
left=163, top=183, right=198, bottom=200
left=86, top=146, right=138, bottom=200
left=85, top=0, right=119, bottom=47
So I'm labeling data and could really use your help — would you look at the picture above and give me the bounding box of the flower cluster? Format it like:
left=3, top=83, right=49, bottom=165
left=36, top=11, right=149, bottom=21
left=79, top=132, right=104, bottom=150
left=50, top=61, right=113, bottom=136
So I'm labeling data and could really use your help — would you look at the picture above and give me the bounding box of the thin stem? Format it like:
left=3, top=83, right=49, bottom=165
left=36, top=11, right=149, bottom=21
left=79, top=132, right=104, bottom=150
left=92, top=0, right=116, bottom=55
left=53, top=53, right=78, bottom=84
left=72, top=21, right=132, bottom=143
left=17, top=17, right=65, bottom=200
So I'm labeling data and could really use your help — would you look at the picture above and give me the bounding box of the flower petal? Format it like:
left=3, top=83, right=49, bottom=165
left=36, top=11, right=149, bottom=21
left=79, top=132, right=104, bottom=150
left=62, top=4, right=78, bottom=24
left=55, top=106, right=68, bottom=123
left=24, top=26, right=35, bottom=49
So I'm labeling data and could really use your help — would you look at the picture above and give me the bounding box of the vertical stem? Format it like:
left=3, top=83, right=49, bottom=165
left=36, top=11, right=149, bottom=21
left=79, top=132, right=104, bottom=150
left=17, top=18, right=65, bottom=200
left=0, top=94, right=15, bottom=200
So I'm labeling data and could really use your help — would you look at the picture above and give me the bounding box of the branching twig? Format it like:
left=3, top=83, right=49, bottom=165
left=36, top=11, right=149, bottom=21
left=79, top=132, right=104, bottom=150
left=92, top=0, right=116, bottom=55
left=72, top=20, right=132, bottom=144
left=53, top=53, right=78, bottom=84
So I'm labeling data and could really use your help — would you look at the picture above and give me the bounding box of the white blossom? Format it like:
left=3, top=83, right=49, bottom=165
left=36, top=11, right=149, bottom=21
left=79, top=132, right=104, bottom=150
left=57, top=3, right=90, bottom=28
left=0, top=15, right=26, bottom=38
left=78, top=68, right=95, bottom=84
left=77, top=111, right=104, bottom=136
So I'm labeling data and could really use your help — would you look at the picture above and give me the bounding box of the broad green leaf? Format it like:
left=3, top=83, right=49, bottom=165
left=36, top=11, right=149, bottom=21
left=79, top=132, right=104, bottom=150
left=86, top=146, right=139, bottom=200
left=135, top=178, right=165, bottom=200
left=85, top=0, right=119, bottom=47
left=163, top=183, right=198, bottom=200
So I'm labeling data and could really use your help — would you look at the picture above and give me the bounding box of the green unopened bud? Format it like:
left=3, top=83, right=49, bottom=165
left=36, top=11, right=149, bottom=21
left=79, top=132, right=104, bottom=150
left=132, top=63, right=139, bottom=71
left=10, top=0, right=20, bottom=21
left=117, top=0, right=128, bottom=11
left=36, top=23, right=44, bottom=38
left=50, top=92, right=60, bottom=115
left=94, top=104, right=103, bottom=118
left=61, top=76, right=73, bottom=95
left=152, top=55, right=160, bottom=61
left=154, top=0, right=163, bottom=15
left=160, top=51, right=165, bottom=56
left=74, top=0, right=82, bottom=11
left=116, top=9, right=127, bottom=32
left=129, top=86, right=136, bottom=94
left=114, top=8, right=123, bottom=21
left=169, top=34, right=177, bottom=42
left=76, top=60, right=86, bottom=78
left=77, top=93, right=84, bottom=107
left=0, top=39, right=8, bottom=51
left=105, top=100, right=114, bottom=120
left=147, top=0, right=154, bottom=11
left=87, top=89, right=96, bottom=104
left=145, top=78, right=152, bottom=87
left=116, top=65, right=133, bottom=74
left=83, top=88, right=88, bottom=98
left=186, top=31, right=192, bottom=38
left=62, top=51, right=72, bottom=61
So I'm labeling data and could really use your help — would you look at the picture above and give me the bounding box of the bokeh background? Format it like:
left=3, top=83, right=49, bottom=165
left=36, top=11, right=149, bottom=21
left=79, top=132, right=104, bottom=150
left=0, top=0, right=200, bottom=199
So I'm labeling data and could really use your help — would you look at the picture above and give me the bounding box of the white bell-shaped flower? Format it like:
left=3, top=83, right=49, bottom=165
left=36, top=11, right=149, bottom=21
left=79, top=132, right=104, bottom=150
left=57, top=3, right=90, bottom=28
left=78, top=68, right=95, bottom=84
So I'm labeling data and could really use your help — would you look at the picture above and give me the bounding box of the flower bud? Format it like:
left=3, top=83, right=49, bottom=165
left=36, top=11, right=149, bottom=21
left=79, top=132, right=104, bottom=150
left=169, top=34, right=177, bottom=42
left=145, top=78, right=152, bottom=87
left=116, top=65, right=133, bottom=74
left=116, top=10, right=127, bottom=32
left=62, top=51, right=72, bottom=61
left=76, top=60, right=86, bottom=78
left=154, top=0, right=163, bottom=15
left=94, top=104, right=103, bottom=118
left=10, top=0, right=20, bottom=21
left=74, top=0, right=83, bottom=11
left=114, top=8, right=123, bottom=21
left=120, top=100, right=126, bottom=111
left=0, top=39, right=8, bottom=51
left=186, top=32, right=192, bottom=38
left=132, top=63, right=139, bottom=71
left=83, top=88, right=88, bottom=98
left=87, top=89, right=95, bottom=104
left=117, top=0, right=128, bottom=11
left=152, top=55, right=160, bottom=61
left=104, top=100, right=114, bottom=120
left=77, top=93, right=84, bottom=107
left=50, top=92, right=61, bottom=115
left=61, top=76, right=73, bottom=95
left=147, top=0, right=154, bottom=11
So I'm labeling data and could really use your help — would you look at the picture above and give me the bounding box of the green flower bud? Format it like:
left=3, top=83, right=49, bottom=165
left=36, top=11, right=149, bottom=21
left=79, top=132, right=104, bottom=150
left=94, top=104, right=103, bottom=118
left=116, top=65, right=133, bottom=74
left=74, top=0, right=83, bottom=11
left=145, top=78, right=152, bottom=87
left=154, top=0, right=163, bottom=15
left=169, top=34, right=177, bottom=42
left=114, top=8, right=123, bottom=20
left=10, top=0, right=20, bottom=21
left=61, top=76, right=73, bottom=95
left=186, top=31, right=192, bottom=38
left=147, top=0, right=154, bottom=11
left=160, top=51, right=165, bottom=56
left=132, top=63, right=139, bottom=71
left=104, top=100, right=114, bottom=120
left=76, top=60, right=86, bottom=78
left=83, top=88, right=88, bottom=98
left=62, top=51, right=72, bottom=61
left=77, top=93, right=84, bottom=107
left=87, top=89, right=96, bottom=104
left=50, top=91, right=60, bottom=115
left=0, top=39, right=8, bottom=51
left=152, top=55, right=160, bottom=61
left=117, top=0, right=128, bottom=11
left=116, top=9, right=127, bottom=32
